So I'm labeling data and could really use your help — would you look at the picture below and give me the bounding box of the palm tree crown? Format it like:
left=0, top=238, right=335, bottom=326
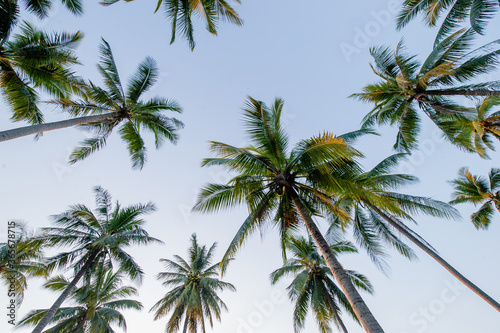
left=194, top=97, right=363, bottom=264
left=54, top=39, right=183, bottom=169
left=450, top=167, right=500, bottom=229
left=0, top=16, right=83, bottom=125
left=271, top=236, right=373, bottom=333
left=352, top=29, right=500, bottom=152
left=151, top=234, right=236, bottom=333
left=18, top=267, right=142, bottom=332
left=100, top=0, right=243, bottom=50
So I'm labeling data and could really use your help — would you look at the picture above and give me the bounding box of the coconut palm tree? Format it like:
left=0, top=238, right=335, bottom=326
left=18, top=266, right=142, bottom=332
left=0, top=222, right=47, bottom=304
left=270, top=236, right=373, bottom=333
left=436, top=96, right=500, bottom=157
left=30, top=186, right=161, bottom=333
left=100, top=0, right=243, bottom=50
left=0, top=39, right=183, bottom=170
left=450, top=167, right=500, bottom=229
left=150, top=234, right=235, bottom=333
left=352, top=29, right=500, bottom=152
left=327, top=153, right=500, bottom=311
left=193, top=97, right=385, bottom=333
left=0, top=12, right=83, bottom=125
left=397, top=0, right=500, bottom=44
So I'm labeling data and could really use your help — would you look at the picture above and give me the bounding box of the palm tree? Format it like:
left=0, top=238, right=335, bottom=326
left=0, top=39, right=183, bottom=170
left=0, top=222, right=47, bottom=304
left=270, top=236, right=373, bottom=333
left=18, top=267, right=142, bottom=332
left=30, top=186, right=161, bottom=333
left=0, top=13, right=83, bottom=125
left=397, top=0, right=500, bottom=44
left=327, top=153, right=500, bottom=311
left=352, top=29, right=500, bottom=152
left=436, top=97, right=500, bottom=158
left=193, top=97, right=385, bottom=333
left=150, top=233, right=236, bottom=333
left=100, top=0, right=243, bottom=50
left=450, top=167, right=500, bottom=229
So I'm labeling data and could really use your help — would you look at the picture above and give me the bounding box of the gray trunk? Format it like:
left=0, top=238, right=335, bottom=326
left=371, top=206, right=500, bottom=312
left=31, top=250, right=100, bottom=333
left=0, top=113, right=119, bottom=142
left=289, top=188, right=385, bottom=333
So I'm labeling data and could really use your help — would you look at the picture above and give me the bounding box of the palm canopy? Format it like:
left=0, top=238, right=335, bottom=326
left=326, top=153, right=460, bottom=272
left=450, top=167, right=500, bottom=229
left=18, top=267, right=142, bottom=332
left=352, top=29, right=500, bottom=152
left=397, top=0, right=500, bottom=44
left=193, top=96, right=364, bottom=268
left=100, top=0, right=243, bottom=50
left=0, top=222, right=47, bottom=304
left=55, top=39, right=183, bottom=169
left=41, top=186, right=161, bottom=283
left=193, top=97, right=386, bottom=333
left=437, top=96, right=500, bottom=158
left=150, top=234, right=236, bottom=333
left=270, top=236, right=373, bottom=333
left=0, top=16, right=83, bottom=125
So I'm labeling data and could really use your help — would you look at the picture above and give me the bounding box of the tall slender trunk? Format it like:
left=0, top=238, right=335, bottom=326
left=325, top=288, right=349, bottom=333
left=289, top=188, right=385, bottom=333
left=423, top=90, right=500, bottom=97
left=31, top=250, right=100, bottom=333
left=371, top=206, right=500, bottom=312
left=0, top=113, right=120, bottom=142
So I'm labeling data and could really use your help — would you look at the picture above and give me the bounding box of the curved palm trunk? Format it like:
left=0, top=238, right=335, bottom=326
left=31, top=250, right=100, bottom=333
left=289, top=189, right=385, bottom=333
left=423, top=90, right=500, bottom=97
left=325, top=289, right=349, bottom=333
left=371, top=206, right=500, bottom=312
left=0, top=113, right=120, bottom=142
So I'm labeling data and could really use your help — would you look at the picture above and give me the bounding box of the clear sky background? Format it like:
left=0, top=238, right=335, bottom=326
left=1, top=0, right=499, bottom=332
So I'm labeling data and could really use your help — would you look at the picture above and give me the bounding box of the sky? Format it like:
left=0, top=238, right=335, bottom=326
left=1, top=0, right=499, bottom=332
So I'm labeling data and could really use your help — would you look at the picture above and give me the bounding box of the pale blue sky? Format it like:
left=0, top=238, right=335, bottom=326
left=1, top=1, right=499, bottom=332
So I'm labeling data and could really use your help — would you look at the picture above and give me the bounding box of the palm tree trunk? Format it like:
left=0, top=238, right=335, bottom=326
left=0, top=113, right=120, bottom=142
left=371, top=206, right=500, bottom=312
left=325, top=289, right=349, bottom=333
left=423, top=90, right=500, bottom=97
left=31, top=250, right=100, bottom=333
left=289, top=188, right=385, bottom=333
